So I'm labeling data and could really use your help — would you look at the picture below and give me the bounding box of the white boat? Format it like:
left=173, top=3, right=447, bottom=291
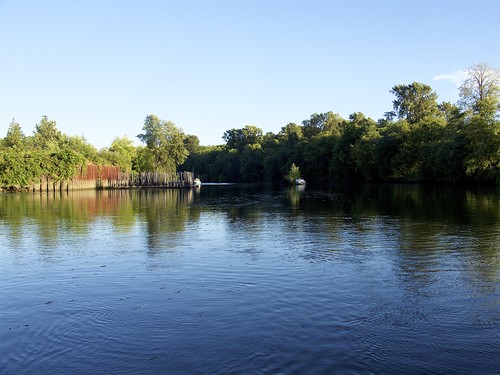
left=193, top=178, right=201, bottom=187
left=295, top=178, right=306, bottom=185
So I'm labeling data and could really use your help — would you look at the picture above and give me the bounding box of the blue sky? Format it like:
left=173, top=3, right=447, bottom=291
left=1, top=0, right=499, bottom=149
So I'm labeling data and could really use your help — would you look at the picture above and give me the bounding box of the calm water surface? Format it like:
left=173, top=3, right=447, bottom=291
left=1, top=184, right=499, bottom=374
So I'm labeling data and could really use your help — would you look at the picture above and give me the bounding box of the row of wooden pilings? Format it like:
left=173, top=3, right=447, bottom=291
left=5, top=171, right=196, bottom=192
left=103, top=171, right=196, bottom=189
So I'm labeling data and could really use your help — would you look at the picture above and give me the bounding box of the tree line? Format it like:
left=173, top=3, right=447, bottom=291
left=184, top=63, right=500, bottom=185
left=1, top=63, right=499, bottom=189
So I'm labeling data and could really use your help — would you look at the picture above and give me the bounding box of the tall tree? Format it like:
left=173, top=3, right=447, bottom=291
left=457, top=64, right=500, bottom=182
left=389, top=82, right=441, bottom=124
left=302, top=112, right=344, bottom=138
left=106, top=136, right=137, bottom=172
left=137, top=114, right=189, bottom=172
left=222, top=125, right=263, bottom=151
left=4, top=119, right=25, bottom=149
left=277, top=122, right=303, bottom=144
left=462, top=115, right=500, bottom=181
left=184, top=134, right=200, bottom=154
left=33, top=115, right=63, bottom=151
left=459, top=63, right=500, bottom=119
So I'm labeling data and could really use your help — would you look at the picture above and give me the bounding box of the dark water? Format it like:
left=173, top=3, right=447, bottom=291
left=0, top=184, right=499, bottom=374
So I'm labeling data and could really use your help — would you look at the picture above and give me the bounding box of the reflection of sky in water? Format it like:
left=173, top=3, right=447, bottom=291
left=0, top=185, right=499, bottom=374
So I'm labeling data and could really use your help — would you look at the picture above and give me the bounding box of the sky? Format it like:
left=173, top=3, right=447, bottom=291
left=1, top=0, right=499, bottom=149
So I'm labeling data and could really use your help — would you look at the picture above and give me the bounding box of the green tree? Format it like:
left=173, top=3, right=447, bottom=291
left=302, top=112, right=344, bottom=138
left=184, top=134, right=200, bottom=155
left=328, top=113, right=369, bottom=181
left=376, top=120, right=411, bottom=180
left=4, top=119, right=25, bottom=149
left=263, top=125, right=306, bottom=185
left=462, top=113, right=500, bottom=182
left=48, top=148, right=86, bottom=182
left=439, top=101, right=464, bottom=127
left=0, top=149, right=43, bottom=187
left=137, top=114, right=189, bottom=172
left=457, top=64, right=500, bottom=182
left=64, top=135, right=99, bottom=163
left=277, top=122, right=303, bottom=144
left=389, top=82, right=441, bottom=124
left=33, top=116, right=63, bottom=151
left=222, top=125, right=263, bottom=151
left=284, top=163, right=302, bottom=184
left=303, top=134, right=336, bottom=183
left=213, top=149, right=240, bottom=182
left=105, top=136, right=137, bottom=172
left=459, top=63, right=500, bottom=119
left=410, top=117, right=449, bottom=180
left=351, top=119, right=382, bottom=180
left=1, top=117, right=89, bottom=188
left=133, top=145, right=154, bottom=172
left=240, top=144, right=264, bottom=182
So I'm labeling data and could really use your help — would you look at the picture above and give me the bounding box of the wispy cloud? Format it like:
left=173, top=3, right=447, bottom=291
left=433, top=70, right=467, bottom=86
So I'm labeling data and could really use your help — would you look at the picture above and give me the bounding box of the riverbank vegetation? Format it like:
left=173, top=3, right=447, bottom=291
left=1, top=63, right=499, bottom=190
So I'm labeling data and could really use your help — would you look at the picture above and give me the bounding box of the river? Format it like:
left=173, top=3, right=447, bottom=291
left=1, top=184, right=499, bottom=374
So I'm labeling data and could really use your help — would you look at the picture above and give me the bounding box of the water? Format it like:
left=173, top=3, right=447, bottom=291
left=1, top=184, right=499, bottom=374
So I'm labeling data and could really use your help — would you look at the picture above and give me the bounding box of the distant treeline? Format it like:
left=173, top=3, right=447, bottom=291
left=1, top=63, right=499, bottom=190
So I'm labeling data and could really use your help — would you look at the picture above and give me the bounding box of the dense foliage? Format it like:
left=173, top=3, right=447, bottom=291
left=0, top=115, right=190, bottom=189
left=0, top=116, right=89, bottom=188
left=182, top=63, right=500, bottom=185
left=1, top=63, right=499, bottom=189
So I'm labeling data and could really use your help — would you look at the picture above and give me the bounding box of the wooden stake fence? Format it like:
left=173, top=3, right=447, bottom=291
left=104, top=171, right=195, bottom=189
left=4, top=164, right=196, bottom=192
